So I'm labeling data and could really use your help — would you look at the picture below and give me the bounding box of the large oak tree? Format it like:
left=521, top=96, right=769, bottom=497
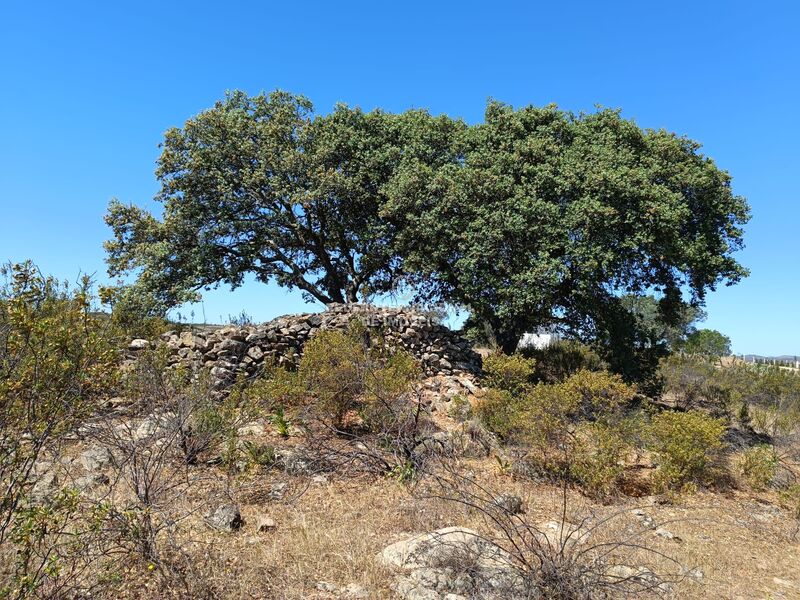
left=107, top=93, right=749, bottom=384
left=105, top=90, right=462, bottom=306
left=386, top=101, right=750, bottom=365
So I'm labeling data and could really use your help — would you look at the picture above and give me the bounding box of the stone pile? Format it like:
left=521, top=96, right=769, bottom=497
left=126, top=303, right=481, bottom=389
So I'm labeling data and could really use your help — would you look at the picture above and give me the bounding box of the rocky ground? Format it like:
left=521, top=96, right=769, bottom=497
left=30, top=373, right=800, bottom=600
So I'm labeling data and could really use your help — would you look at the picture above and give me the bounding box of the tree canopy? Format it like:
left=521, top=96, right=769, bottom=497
left=105, top=90, right=462, bottom=306
left=386, top=101, right=750, bottom=357
left=106, top=92, right=749, bottom=381
left=682, top=329, right=732, bottom=357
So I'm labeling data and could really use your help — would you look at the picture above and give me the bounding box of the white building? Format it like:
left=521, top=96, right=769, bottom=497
left=518, top=326, right=560, bottom=350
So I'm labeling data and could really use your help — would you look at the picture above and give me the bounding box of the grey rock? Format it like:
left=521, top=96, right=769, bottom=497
left=205, top=503, right=243, bottom=532
left=538, top=520, right=591, bottom=548
left=73, top=472, right=110, bottom=491
left=237, top=423, right=266, bottom=436
left=277, top=448, right=315, bottom=475
left=256, top=515, right=277, bottom=532
left=493, top=494, right=524, bottom=515
left=128, top=338, right=149, bottom=351
left=268, top=482, right=288, bottom=501
left=654, top=527, right=679, bottom=540
left=380, top=527, right=528, bottom=600
left=342, top=583, right=370, bottom=599
left=30, top=470, right=59, bottom=503
left=80, top=446, right=113, bottom=472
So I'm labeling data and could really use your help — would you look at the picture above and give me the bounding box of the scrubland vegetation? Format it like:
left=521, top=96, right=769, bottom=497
left=1, top=260, right=800, bottom=599
left=4, top=90, right=797, bottom=599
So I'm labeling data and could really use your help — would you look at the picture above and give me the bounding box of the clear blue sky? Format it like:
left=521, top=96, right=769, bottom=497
left=1, top=1, right=798, bottom=355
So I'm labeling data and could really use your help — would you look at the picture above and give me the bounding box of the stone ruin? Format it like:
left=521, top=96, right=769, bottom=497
left=125, top=303, right=482, bottom=390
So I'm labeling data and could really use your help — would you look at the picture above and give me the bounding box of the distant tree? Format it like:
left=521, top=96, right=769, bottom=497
left=682, top=329, right=732, bottom=357
left=388, top=102, right=750, bottom=374
left=618, top=294, right=705, bottom=350
left=105, top=90, right=462, bottom=307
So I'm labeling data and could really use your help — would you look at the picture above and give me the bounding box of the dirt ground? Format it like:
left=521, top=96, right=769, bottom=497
left=100, top=450, right=800, bottom=600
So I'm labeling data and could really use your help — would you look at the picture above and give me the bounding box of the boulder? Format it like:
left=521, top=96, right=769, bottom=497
left=205, top=503, right=243, bottom=532
left=493, top=494, right=524, bottom=516
left=256, top=515, right=277, bottom=532
left=80, top=445, right=113, bottom=472
left=379, top=527, right=529, bottom=599
left=128, top=338, right=149, bottom=351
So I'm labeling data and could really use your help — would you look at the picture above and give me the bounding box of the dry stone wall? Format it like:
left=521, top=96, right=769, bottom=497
left=126, top=303, right=481, bottom=388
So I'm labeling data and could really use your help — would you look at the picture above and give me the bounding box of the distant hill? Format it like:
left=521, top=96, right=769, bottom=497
left=741, top=354, right=799, bottom=363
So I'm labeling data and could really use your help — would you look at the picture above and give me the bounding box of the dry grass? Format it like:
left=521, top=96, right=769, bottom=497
left=92, top=455, right=800, bottom=599
left=16, top=422, right=800, bottom=600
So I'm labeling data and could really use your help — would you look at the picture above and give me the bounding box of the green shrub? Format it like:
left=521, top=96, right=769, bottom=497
left=474, top=388, right=520, bottom=440
left=447, top=394, right=472, bottom=421
left=240, top=441, right=276, bottom=467
left=477, top=369, right=637, bottom=497
left=658, top=354, right=734, bottom=415
left=99, top=283, right=170, bottom=339
left=279, top=322, right=421, bottom=430
left=739, top=444, right=778, bottom=490
left=570, top=423, right=628, bottom=499
left=522, top=340, right=606, bottom=384
left=482, top=352, right=536, bottom=395
left=268, top=406, right=291, bottom=437
left=646, top=410, right=727, bottom=491
left=0, top=262, right=121, bottom=594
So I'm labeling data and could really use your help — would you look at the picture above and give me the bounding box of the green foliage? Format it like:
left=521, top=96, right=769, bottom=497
left=388, top=460, right=416, bottom=484
left=682, top=328, right=732, bottom=357
left=5, top=489, right=113, bottom=598
left=240, top=441, right=276, bottom=467
left=659, top=354, right=734, bottom=414
left=482, top=352, right=536, bottom=395
left=388, top=102, right=749, bottom=365
left=0, top=262, right=118, bottom=521
left=474, top=388, right=519, bottom=441
left=268, top=407, right=291, bottom=437
left=275, top=322, right=421, bottom=429
left=105, top=91, right=748, bottom=395
left=478, top=369, right=636, bottom=497
left=252, top=364, right=306, bottom=408
left=522, top=340, right=606, bottom=384
left=0, top=262, right=122, bottom=594
left=299, top=326, right=367, bottom=426
left=659, top=355, right=800, bottom=430
left=739, top=444, right=778, bottom=491
left=647, top=410, right=727, bottom=491
left=99, top=283, right=169, bottom=339
left=570, top=422, right=629, bottom=499
left=0, top=262, right=119, bottom=435
left=105, top=90, right=463, bottom=306
left=619, top=294, right=705, bottom=351
left=446, top=393, right=472, bottom=421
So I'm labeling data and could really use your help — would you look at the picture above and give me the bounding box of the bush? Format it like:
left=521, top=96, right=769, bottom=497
left=739, top=444, right=778, bottom=490
left=658, top=354, right=734, bottom=415
left=274, top=322, right=421, bottom=431
left=0, top=262, right=120, bottom=594
left=647, top=410, right=727, bottom=491
left=99, top=283, right=170, bottom=339
left=521, top=340, right=606, bottom=384
left=474, top=388, right=519, bottom=440
left=569, top=422, right=629, bottom=499
left=482, top=352, right=536, bottom=395
left=477, top=369, right=637, bottom=497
